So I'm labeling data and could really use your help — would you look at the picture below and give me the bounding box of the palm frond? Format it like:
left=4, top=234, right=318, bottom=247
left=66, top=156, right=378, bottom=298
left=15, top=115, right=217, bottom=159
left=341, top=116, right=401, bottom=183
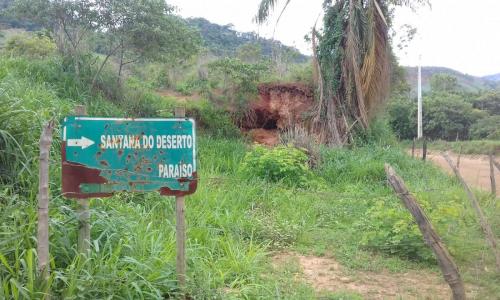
left=361, top=0, right=390, bottom=119
left=255, top=0, right=291, bottom=25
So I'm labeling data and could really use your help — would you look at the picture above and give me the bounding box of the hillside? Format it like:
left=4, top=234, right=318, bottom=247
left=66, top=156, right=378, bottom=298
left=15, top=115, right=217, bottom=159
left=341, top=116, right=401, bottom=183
left=186, top=17, right=308, bottom=62
left=404, top=66, right=499, bottom=93
left=483, top=73, right=500, bottom=82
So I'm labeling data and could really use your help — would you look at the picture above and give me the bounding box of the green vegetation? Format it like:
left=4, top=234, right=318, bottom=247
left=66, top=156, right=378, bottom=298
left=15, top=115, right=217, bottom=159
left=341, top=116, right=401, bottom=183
left=1, top=1, right=500, bottom=298
left=240, top=145, right=314, bottom=187
left=186, top=17, right=307, bottom=62
left=2, top=56, right=499, bottom=295
left=389, top=73, right=500, bottom=141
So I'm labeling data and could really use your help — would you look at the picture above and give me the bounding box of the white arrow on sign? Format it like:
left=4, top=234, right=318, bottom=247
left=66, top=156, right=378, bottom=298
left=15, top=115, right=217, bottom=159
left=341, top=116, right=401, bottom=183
left=67, top=136, right=95, bottom=149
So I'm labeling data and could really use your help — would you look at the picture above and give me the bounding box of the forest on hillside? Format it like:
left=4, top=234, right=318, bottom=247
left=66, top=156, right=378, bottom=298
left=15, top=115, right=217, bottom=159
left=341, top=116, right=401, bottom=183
left=0, top=0, right=499, bottom=298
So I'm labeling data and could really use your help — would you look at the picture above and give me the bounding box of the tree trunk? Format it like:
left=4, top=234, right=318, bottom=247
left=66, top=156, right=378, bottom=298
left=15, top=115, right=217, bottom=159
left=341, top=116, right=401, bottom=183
left=91, top=53, right=113, bottom=89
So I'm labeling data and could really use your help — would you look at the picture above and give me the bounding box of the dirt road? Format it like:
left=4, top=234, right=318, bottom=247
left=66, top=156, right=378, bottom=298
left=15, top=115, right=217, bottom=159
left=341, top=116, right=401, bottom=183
left=413, top=149, right=499, bottom=195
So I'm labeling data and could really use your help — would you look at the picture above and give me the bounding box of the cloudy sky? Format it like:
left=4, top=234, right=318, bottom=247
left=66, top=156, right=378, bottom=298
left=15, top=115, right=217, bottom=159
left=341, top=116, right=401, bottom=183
left=169, top=0, right=500, bottom=77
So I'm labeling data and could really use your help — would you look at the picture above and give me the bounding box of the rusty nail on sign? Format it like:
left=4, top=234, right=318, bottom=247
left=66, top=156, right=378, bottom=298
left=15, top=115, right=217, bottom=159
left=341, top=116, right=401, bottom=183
left=61, top=117, right=197, bottom=198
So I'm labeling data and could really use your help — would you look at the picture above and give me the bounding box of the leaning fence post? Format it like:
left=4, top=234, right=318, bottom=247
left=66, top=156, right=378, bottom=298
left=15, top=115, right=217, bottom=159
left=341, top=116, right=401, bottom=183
left=385, top=164, right=466, bottom=300
left=37, top=120, right=55, bottom=279
left=74, top=105, right=91, bottom=255
left=412, top=138, right=415, bottom=158
left=456, top=145, right=462, bottom=169
left=493, top=158, right=500, bottom=173
left=489, top=153, right=496, bottom=198
left=422, top=138, right=427, bottom=161
left=442, top=152, right=500, bottom=271
left=175, top=106, right=187, bottom=297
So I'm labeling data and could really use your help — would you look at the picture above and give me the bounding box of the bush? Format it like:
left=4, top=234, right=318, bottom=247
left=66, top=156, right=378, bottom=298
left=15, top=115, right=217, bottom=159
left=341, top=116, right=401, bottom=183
left=388, top=92, right=486, bottom=141
left=387, top=98, right=416, bottom=140
left=208, top=58, right=268, bottom=109
left=240, top=145, right=312, bottom=187
left=186, top=101, right=241, bottom=139
left=470, top=115, right=500, bottom=140
left=5, top=34, right=56, bottom=58
left=424, top=94, right=485, bottom=140
left=359, top=192, right=463, bottom=262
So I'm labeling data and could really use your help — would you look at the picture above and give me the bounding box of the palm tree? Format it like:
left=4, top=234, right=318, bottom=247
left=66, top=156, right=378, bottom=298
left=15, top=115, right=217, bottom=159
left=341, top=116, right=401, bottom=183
left=256, top=0, right=428, bottom=145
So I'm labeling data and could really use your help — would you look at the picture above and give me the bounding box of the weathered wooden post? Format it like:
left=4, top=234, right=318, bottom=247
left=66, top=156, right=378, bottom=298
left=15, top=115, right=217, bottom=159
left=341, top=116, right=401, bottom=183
left=37, top=120, right=55, bottom=279
left=493, top=159, right=500, bottom=173
left=174, top=107, right=187, bottom=294
left=385, top=164, right=466, bottom=300
left=411, top=138, right=415, bottom=158
left=489, top=153, right=496, bottom=198
left=75, top=105, right=91, bottom=255
left=442, top=152, right=500, bottom=271
left=422, top=138, right=427, bottom=161
left=456, top=145, right=462, bottom=169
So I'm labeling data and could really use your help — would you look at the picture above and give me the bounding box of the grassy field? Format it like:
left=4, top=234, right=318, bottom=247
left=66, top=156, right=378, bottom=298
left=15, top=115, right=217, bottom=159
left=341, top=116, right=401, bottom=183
left=401, top=139, right=500, bottom=155
left=1, top=56, right=499, bottom=299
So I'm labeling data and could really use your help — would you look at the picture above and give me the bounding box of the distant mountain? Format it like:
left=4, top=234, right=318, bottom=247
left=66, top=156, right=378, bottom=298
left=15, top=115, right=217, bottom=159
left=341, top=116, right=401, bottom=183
left=186, top=17, right=308, bottom=63
left=482, top=73, right=500, bottom=82
left=404, top=66, right=499, bottom=94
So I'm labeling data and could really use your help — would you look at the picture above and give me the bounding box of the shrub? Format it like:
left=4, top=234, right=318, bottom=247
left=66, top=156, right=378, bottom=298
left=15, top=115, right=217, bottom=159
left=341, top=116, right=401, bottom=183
left=387, top=98, right=416, bottom=140
left=473, top=91, right=500, bottom=115
left=208, top=58, right=268, bottom=109
left=5, top=34, right=56, bottom=58
left=186, top=101, right=241, bottom=139
left=358, top=193, right=463, bottom=262
left=240, top=145, right=312, bottom=187
left=279, top=125, right=320, bottom=167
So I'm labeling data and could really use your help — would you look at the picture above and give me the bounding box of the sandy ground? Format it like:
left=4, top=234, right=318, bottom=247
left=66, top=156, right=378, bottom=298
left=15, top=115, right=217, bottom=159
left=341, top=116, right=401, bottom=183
left=273, top=252, right=479, bottom=299
left=248, top=128, right=279, bottom=146
left=412, top=149, right=499, bottom=195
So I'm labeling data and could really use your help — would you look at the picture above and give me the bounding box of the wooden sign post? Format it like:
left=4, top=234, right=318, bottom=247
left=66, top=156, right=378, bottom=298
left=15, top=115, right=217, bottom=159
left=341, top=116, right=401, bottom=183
left=74, top=105, right=91, bottom=255
left=175, top=107, right=187, bottom=293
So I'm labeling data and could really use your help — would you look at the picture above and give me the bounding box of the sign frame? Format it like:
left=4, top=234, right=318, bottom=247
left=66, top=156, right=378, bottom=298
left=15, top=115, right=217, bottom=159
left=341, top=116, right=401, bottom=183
left=61, top=116, right=197, bottom=198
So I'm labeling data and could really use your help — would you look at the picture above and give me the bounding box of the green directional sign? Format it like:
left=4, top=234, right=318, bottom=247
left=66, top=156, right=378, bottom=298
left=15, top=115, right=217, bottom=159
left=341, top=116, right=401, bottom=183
left=61, top=117, right=197, bottom=198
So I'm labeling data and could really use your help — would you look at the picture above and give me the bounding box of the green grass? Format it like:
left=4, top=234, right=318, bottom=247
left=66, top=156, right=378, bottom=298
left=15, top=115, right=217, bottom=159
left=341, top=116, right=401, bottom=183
left=401, top=139, right=500, bottom=155
left=1, top=56, right=499, bottom=299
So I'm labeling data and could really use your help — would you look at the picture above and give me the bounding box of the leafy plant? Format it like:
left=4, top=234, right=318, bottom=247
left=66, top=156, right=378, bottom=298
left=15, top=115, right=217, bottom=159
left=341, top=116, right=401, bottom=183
left=5, top=34, right=56, bottom=58
left=240, top=145, right=312, bottom=187
left=208, top=57, right=268, bottom=109
left=470, top=115, right=500, bottom=140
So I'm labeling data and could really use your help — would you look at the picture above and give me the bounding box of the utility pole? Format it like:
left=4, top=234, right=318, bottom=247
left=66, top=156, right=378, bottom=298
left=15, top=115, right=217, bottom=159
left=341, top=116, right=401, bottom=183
left=417, top=55, right=423, bottom=139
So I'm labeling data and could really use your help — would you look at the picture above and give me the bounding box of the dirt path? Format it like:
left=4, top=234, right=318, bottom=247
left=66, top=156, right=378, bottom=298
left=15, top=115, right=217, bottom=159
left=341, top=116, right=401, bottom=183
left=273, top=252, right=479, bottom=299
left=412, top=150, right=499, bottom=195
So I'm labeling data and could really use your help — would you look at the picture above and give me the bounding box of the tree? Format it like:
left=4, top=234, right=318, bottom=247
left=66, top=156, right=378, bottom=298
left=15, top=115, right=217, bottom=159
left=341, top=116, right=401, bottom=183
left=473, top=91, right=500, bottom=115
left=11, top=0, right=100, bottom=78
left=93, top=0, right=201, bottom=86
left=255, top=0, right=430, bottom=145
left=208, top=58, right=268, bottom=111
left=470, top=116, right=500, bottom=140
left=430, top=73, right=459, bottom=93
left=11, top=0, right=201, bottom=87
left=236, top=43, right=262, bottom=63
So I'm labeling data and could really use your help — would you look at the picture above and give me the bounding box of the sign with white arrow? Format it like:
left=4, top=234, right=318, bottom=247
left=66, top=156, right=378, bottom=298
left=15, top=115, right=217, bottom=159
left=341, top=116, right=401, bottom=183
left=67, top=136, right=95, bottom=149
left=61, top=116, right=197, bottom=198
